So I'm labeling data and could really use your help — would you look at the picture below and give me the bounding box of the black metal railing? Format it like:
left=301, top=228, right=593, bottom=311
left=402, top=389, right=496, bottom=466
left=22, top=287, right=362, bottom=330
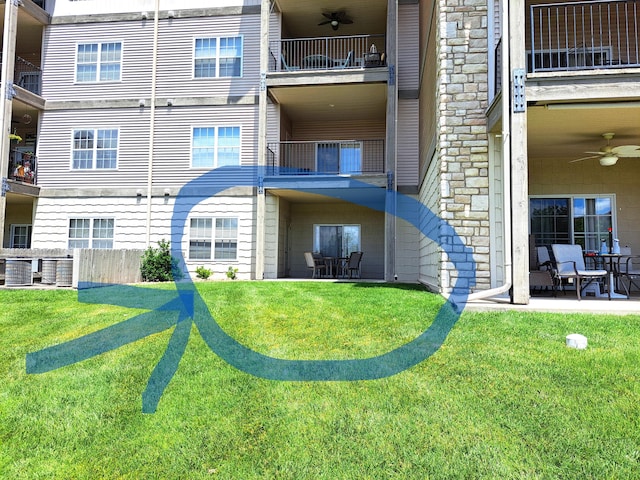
left=529, top=0, right=640, bottom=73
left=0, top=54, right=42, bottom=95
left=269, top=34, right=386, bottom=72
left=494, top=37, right=502, bottom=95
left=8, top=149, right=37, bottom=185
left=266, top=140, right=385, bottom=175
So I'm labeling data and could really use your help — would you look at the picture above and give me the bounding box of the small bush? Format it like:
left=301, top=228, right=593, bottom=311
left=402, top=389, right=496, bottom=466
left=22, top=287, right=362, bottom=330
left=226, top=266, right=239, bottom=280
left=140, top=239, right=183, bottom=282
left=195, top=266, right=212, bottom=280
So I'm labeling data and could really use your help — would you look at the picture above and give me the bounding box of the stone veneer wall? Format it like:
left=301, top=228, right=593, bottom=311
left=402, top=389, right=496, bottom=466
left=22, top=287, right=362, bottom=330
left=437, top=0, right=490, bottom=293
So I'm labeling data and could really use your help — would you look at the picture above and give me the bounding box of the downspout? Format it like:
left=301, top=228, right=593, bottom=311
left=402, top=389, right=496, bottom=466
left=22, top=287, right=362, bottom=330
left=145, top=0, right=160, bottom=246
left=467, top=0, right=513, bottom=302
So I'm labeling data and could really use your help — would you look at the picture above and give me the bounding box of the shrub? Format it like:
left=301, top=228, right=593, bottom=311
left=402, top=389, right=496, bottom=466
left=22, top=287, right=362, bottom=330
left=226, top=266, right=238, bottom=280
left=195, top=266, right=212, bottom=280
left=140, top=239, right=183, bottom=282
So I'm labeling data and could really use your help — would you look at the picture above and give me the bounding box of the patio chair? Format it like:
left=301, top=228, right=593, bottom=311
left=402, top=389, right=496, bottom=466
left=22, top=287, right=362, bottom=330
left=344, top=251, right=363, bottom=279
left=340, top=50, right=354, bottom=69
left=529, top=246, right=558, bottom=295
left=280, top=54, right=300, bottom=72
left=304, top=252, right=326, bottom=278
left=551, top=244, right=609, bottom=300
left=615, top=247, right=640, bottom=296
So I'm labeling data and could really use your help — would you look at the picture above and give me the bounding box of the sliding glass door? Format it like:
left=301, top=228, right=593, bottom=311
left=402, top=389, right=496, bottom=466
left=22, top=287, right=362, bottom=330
left=313, top=225, right=360, bottom=257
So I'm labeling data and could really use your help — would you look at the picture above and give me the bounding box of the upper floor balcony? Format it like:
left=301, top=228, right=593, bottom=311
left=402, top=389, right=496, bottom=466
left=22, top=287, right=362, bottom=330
left=0, top=54, right=42, bottom=96
left=266, top=140, right=385, bottom=177
left=528, top=0, right=640, bottom=74
left=269, top=34, right=386, bottom=73
left=8, top=148, right=37, bottom=185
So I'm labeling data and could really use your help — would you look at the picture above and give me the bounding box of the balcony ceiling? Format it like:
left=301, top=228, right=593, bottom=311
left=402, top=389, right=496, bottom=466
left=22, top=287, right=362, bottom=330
left=527, top=102, right=640, bottom=163
left=269, top=83, right=387, bottom=122
left=0, top=4, right=44, bottom=56
left=273, top=0, right=388, bottom=38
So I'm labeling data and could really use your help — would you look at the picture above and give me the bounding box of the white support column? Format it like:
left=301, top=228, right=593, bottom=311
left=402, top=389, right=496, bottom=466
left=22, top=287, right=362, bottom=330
left=0, top=0, right=20, bottom=248
left=385, top=0, right=398, bottom=282
left=508, top=0, right=530, bottom=304
left=255, top=0, right=271, bottom=280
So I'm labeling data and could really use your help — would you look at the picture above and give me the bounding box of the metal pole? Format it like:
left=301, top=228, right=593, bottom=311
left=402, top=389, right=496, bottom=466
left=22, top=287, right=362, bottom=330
left=0, top=0, right=20, bottom=247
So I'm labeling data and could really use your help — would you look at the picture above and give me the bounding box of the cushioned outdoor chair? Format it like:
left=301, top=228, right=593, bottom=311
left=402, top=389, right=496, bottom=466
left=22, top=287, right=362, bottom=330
left=551, top=244, right=609, bottom=300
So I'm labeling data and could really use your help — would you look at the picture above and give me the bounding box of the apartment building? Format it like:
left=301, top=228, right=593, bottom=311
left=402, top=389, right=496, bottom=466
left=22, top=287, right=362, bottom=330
left=1, top=0, right=638, bottom=304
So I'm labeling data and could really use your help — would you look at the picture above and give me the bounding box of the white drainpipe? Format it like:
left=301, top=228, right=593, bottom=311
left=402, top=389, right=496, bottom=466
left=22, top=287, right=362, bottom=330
left=145, top=0, right=160, bottom=246
left=467, top=0, right=513, bottom=303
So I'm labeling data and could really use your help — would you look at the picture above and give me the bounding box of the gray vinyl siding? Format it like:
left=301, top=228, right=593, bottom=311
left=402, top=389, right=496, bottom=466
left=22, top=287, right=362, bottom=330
left=37, top=108, right=152, bottom=189
left=398, top=3, right=420, bottom=92
left=42, top=15, right=260, bottom=101
left=32, top=195, right=257, bottom=279
left=292, top=120, right=385, bottom=141
left=152, top=104, right=259, bottom=186
left=397, top=99, right=419, bottom=186
left=37, top=104, right=258, bottom=189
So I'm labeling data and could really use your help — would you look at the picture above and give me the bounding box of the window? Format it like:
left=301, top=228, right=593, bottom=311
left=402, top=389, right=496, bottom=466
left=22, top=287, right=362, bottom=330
left=530, top=195, right=614, bottom=251
left=72, top=129, right=118, bottom=169
left=192, top=127, right=240, bottom=168
left=69, top=218, right=114, bottom=248
left=188, top=217, right=238, bottom=260
left=76, top=42, right=122, bottom=82
left=313, top=225, right=360, bottom=258
left=194, top=36, right=242, bottom=78
left=10, top=224, right=32, bottom=248
left=316, top=142, right=362, bottom=174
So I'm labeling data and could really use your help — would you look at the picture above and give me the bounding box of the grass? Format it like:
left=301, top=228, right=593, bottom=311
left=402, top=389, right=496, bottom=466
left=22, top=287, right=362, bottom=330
left=1, top=282, right=639, bottom=479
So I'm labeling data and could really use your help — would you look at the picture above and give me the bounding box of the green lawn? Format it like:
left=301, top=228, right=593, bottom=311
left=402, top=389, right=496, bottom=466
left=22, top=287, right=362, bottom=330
left=1, top=282, right=639, bottom=479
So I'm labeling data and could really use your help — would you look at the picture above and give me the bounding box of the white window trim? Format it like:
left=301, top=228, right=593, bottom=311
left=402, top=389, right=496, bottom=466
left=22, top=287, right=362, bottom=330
left=190, top=125, right=241, bottom=169
left=70, top=127, right=120, bottom=170
left=74, top=41, right=124, bottom=84
left=192, top=35, right=244, bottom=79
left=68, top=217, right=115, bottom=249
left=188, top=216, right=238, bottom=261
left=10, top=224, right=32, bottom=248
left=529, top=194, right=617, bottom=243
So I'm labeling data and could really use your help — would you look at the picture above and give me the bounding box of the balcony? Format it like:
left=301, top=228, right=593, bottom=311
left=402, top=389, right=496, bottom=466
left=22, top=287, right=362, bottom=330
left=266, top=140, right=385, bottom=176
left=529, top=0, right=640, bottom=73
left=0, top=54, right=42, bottom=95
left=269, top=35, right=386, bottom=72
left=8, top=149, right=37, bottom=185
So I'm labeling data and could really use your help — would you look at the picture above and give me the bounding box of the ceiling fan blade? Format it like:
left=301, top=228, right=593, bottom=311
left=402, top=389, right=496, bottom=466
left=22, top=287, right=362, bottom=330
left=612, top=145, right=640, bottom=157
left=569, top=155, right=599, bottom=163
left=583, top=151, right=606, bottom=155
left=340, top=18, right=353, bottom=24
left=318, top=20, right=331, bottom=25
left=322, top=12, right=334, bottom=20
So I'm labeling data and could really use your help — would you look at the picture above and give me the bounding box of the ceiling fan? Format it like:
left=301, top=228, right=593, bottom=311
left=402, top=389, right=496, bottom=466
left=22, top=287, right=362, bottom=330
left=569, top=133, right=640, bottom=166
left=318, top=11, right=353, bottom=31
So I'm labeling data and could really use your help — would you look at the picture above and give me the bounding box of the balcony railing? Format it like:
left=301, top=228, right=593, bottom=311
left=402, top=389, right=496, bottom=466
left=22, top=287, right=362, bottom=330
left=266, top=140, right=385, bottom=176
left=8, top=149, right=37, bottom=185
left=269, top=35, right=386, bottom=72
left=0, top=54, right=42, bottom=95
left=529, top=0, right=640, bottom=73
